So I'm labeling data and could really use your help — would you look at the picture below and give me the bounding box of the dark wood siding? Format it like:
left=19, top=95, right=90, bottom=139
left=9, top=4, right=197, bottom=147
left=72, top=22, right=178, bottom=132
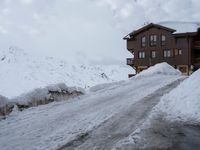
left=127, top=27, right=190, bottom=67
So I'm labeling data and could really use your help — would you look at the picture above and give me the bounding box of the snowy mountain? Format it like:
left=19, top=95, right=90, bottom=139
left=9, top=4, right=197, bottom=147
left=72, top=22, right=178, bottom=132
left=0, top=46, right=134, bottom=98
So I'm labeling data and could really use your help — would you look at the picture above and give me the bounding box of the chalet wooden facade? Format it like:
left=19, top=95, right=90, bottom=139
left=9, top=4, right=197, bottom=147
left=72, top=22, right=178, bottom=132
left=124, top=23, right=200, bottom=76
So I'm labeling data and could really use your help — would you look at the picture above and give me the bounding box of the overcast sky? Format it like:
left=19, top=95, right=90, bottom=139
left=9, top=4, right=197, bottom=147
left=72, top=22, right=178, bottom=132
left=0, top=0, right=200, bottom=64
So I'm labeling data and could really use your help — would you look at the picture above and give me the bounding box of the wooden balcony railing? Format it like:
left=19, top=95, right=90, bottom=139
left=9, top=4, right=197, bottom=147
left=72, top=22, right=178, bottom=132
left=127, top=58, right=134, bottom=66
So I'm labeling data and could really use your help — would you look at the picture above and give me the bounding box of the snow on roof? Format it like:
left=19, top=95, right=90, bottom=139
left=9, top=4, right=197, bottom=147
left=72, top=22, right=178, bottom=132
left=135, top=62, right=181, bottom=78
left=154, top=68, right=200, bottom=123
left=158, top=21, right=200, bottom=34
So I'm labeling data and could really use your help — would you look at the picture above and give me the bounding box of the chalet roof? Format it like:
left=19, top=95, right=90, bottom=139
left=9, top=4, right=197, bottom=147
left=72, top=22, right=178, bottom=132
left=124, top=21, right=200, bottom=40
left=124, top=23, right=175, bottom=39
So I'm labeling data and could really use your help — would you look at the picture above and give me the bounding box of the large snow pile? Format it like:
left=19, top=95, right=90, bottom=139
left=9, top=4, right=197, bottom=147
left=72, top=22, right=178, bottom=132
left=136, top=62, right=181, bottom=78
left=154, top=69, right=200, bottom=123
left=158, top=21, right=200, bottom=34
left=0, top=46, right=134, bottom=98
left=13, top=83, right=85, bottom=110
left=0, top=95, right=14, bottom=116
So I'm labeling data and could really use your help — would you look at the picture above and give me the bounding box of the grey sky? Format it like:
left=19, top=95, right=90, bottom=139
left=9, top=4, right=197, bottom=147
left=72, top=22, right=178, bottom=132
left=0, top=0, right=200, bottom=64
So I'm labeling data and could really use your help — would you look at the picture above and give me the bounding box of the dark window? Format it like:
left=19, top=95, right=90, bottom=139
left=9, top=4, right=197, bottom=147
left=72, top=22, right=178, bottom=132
left=151, top=51, right=156, bottom=58
left=138, top=51, right=145, bottom=59
left=163, top=50, right=171, bottom=58
left=150, top=35, right=157, bottom=46
left=141, top=36, right=146, bottom=47
left=161, top=35, right=166, bottom=46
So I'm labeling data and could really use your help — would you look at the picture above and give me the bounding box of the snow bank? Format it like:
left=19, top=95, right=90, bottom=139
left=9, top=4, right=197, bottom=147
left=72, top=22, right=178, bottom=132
left=136, top=62, right=181, bottom=78
left=154, top=69, right=200, bottom=123
left=13, top=83, right=85, bottom=110
left=0, top=95, right=14, bottom=117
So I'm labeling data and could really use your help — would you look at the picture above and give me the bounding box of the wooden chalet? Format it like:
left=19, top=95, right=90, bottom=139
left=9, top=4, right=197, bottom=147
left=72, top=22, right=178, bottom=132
left=124, top=22, right=200, bottom=76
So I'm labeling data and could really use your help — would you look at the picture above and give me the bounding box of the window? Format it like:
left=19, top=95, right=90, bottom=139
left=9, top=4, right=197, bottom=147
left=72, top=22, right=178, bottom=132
left=138, top=51, right=145, bottom=59
left=161, top=35, right=166, bottom=46
left=141, top=36, right=146, bottom=47
left=178, top=49, right=182, bottom=55
left=151, top=51, right=156, bottom=58
left=150, top=35, right=157, bottom=46
left=163, top=50, right=171, bottom=58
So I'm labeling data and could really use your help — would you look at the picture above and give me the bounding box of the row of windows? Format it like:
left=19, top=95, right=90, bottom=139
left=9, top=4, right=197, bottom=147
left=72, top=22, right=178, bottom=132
left=141, top=35, right=166, bottom=47
left=138, top=49, right=182, bottom=59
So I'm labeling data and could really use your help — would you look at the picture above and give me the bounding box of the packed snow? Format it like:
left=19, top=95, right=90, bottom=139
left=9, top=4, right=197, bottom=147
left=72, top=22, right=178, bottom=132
left=158, top=21, right=200, bottom=34
left=0, top=46, right=134, bottom=98
left=153, top=68, right=200, bottom=123
left=0, top=63, right=183, bottom=150
left=135, top=62, right=181, bottom=78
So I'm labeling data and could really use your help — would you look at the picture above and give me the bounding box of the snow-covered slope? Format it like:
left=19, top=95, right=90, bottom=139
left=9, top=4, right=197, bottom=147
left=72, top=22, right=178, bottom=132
left=154, top=68, right=200, bottom=123
left=0, top=46, right=134, bottom=98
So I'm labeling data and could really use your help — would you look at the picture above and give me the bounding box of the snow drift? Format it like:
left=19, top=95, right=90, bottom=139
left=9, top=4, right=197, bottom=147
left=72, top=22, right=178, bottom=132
left=154, top=68, right=200, bottom=123
left=135, top=62, right=181, bottom=78
left=13, top=83, right=85, bottom=110
left=0, top=46, right=134, bottom=98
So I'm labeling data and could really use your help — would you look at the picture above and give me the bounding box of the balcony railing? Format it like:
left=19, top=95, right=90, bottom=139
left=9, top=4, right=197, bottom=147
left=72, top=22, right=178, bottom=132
left=127, top=58, right=134, bottom=66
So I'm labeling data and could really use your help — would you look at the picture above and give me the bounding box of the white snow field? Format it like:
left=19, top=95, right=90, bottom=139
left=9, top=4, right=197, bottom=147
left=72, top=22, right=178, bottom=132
left=0, top=46, right=134, bottom=98
left=0, top=63, right=183, bottom=150
left=153, top=68, right=200, bottom=123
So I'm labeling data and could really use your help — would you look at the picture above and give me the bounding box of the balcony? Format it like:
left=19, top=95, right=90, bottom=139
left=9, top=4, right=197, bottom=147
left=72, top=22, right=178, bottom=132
left=127, top=58, right=134, bottom=66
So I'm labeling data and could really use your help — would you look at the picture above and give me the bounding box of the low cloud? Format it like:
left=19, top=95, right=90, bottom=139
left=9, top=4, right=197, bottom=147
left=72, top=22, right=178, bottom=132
left=0, top=0, right=199, bottom=64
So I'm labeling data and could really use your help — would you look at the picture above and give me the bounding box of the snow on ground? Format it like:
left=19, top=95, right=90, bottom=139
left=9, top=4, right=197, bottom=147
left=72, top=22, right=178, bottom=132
left=0, top=46, right=134, bottom=98
left=153, top=68, right=200, bottom=123
left=112, top=67, right=200, bottom=149
left=0, top=63, right=183, bottom=150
